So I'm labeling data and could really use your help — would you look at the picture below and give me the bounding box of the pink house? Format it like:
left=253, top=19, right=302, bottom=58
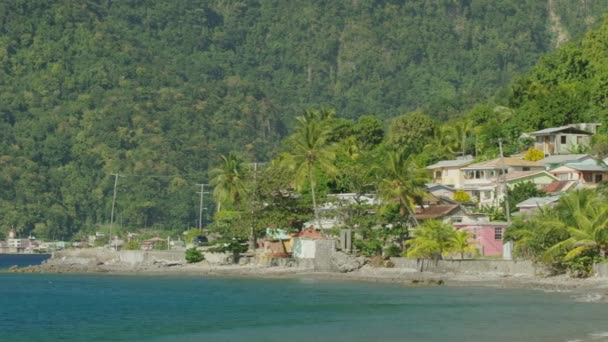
left=454, top=222, right=509, bottom=257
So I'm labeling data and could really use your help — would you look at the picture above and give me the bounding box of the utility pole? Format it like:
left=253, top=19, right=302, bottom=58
left=498, top=139, right=511, bottom=223
left=110, top=173, right=123, bottom=250
left=196, top=184, right=209, bottom=231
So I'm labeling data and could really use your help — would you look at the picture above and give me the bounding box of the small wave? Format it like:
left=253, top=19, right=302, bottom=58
left=589, top=331, right=608, bottom=339
left=573, top=293, right=603, bottom=303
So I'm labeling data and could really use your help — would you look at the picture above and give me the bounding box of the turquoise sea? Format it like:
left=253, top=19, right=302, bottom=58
left=2, top=272, right=608, bottom=342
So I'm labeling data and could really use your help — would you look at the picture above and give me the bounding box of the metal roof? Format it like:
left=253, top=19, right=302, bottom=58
left=426, top=158, right=474, bottom=169
left=516, top=195, right=561, bottom=208
left=539, top=154, right=592, bottom=165
left=563, top=162, right=608, bottom=172
left=527, top=125, right=593, bottom=136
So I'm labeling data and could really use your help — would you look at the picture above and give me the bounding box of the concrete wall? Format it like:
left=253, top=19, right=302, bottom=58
left=593, top=263, right=608, bottom=277
left=52, top=249, right=186, bottom=265
left=390, top=258, right=541, bottom=275
left=292, top=238, right=317, bottom=259
left=313, top=239, right=336, bottom=272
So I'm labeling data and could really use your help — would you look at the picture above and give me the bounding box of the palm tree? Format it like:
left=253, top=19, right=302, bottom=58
left=209, top=152, right=248, bottom=212
left=449, top=230, right=478, bottom=260
left=281, top=110, right=336, bottom=229
left=406, top=220, right=455, bottom=260
left=545, top=189, right=608, bottom=260
left=377, top=149, right=428, bottom=226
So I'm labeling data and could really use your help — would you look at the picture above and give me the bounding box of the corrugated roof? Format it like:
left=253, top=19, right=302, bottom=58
left=426, top=158, right=474, bottom=169
left=414, top=204, right=460, bottom=220
left=543, top=180, right=578, bottom=193
left=539, top=154, right=591, bottom=165
left=462, top=157, right=544, bottom=170
left=516, top=195, right=561, bottom=208
left=504, top=170, right=556, bottom=181
left=527, top=125, right=593, bottom=136
left=564, top=162, right=608, bottom=172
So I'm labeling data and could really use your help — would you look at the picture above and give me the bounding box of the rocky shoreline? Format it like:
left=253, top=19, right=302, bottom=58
left=5, top=251, right=608, bottom=303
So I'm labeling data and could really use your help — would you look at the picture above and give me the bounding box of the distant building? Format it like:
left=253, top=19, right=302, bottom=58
left=526, top=124, right=599, bottom=156
left=538, top=154, right=593, bottom=169
left=454, top=222, right=510, bottom=257
left=461, top=158, right=549, bottom=206
left=426, top=156, right=474, bottom=189
left=549, top=162, right=608, bottom=186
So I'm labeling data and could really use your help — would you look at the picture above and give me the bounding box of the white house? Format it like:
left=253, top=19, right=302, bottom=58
left=461, top=157, right=548, bottom=206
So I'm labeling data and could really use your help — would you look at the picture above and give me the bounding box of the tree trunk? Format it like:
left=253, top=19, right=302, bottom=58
left=248, top=227, right=256, bottom=252
left=310, top=170, right=323, bottom=229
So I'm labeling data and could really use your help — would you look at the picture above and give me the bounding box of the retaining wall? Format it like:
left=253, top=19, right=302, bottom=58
left=390, top=258, right=541, bottom=275
left=593, top=263, right=608, bottom=277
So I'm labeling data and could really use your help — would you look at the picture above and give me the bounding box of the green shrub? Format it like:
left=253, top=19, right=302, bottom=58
left=185, top=248, right=204, bottom=263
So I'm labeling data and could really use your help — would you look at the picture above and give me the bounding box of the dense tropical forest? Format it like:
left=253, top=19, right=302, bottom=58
left=2, top=0, right=608, bottom=240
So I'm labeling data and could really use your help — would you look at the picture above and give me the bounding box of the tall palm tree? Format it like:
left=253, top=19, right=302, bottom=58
left=282, top=110, right=336, bottom=229
left=209, top=152, right=248, bottom=212
left=377, top=150, right=428, bottom=226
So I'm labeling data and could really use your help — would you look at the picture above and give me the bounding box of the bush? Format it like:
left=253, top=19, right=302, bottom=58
left=185, top=248, right=204, bottom=263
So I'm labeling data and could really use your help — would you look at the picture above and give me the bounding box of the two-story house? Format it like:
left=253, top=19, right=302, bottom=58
left=461, top=158, right=550, bottom=206
left=426, top=156, right=474, bottom=189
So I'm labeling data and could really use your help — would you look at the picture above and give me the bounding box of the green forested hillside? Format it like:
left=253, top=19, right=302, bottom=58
left=1, top=0, right=607, bottom=238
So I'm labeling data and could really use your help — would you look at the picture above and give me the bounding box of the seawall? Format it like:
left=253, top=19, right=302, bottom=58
left=390, top=258, right=544, bottom=276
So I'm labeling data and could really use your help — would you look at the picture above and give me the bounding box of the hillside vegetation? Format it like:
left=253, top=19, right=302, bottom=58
left=1, top=0, right=608, bottom=238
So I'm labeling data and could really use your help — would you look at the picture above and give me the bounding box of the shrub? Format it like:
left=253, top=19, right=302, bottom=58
left=185, top=247, right=204, bottom=263
left=453, top=190, right=471, bottom=203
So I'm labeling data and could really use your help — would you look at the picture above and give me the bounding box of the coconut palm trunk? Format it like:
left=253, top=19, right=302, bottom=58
left=310, top=169, right=323, bottom=229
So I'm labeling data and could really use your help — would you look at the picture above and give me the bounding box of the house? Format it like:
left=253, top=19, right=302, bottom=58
left=454, top=222, right=510, bottom=257
left=413, top=203, right=491, bottom=226
left=461, top=158, right=547, bottom=206
left=425, top=183, right=457, bottom=200
left=526, top=124, right=598, bottom=156
left=542, top=180, right=581, bottom=195
left=309, top=193, right=379, bottom=230
left=426, top=156, right=474, bottom=188
left=515, top=195, right=561, bottom=215
left=549, top=162, right=608, bottom=186
left=538, top=154, right=593, bottom=169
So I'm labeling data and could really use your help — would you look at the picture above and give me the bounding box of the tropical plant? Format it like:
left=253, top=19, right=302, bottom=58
left=377, top=150, right=428, bottom=226
left=406, top=220, right=456, bottom=260
left=281, top=109, right=337, bottom=229
left=449, top=230, right=478, bottom=259
left=209, top=152, right=248, bottom=211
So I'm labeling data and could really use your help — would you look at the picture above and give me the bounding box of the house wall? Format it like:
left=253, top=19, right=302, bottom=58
left=292, top=238, right=317, bottom=259
left=455, top=226, right=506, bottom=256
left=535, top=134, right=591, bottom=155
left=507, top=174, right=556, bottom=189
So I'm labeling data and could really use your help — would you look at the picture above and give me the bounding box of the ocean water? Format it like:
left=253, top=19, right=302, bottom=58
left=0, top=253, right=51, bottom=269
left=2, top=274, right=608, bottom=342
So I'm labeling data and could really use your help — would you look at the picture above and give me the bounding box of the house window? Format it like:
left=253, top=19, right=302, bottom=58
left=594, top=174, right=603, bottom=183
left=494, top=228, right=503, bottom=240
left=522, top=167, right=530, bottom=171
left=483, top=191, right=492, bottom=199
left=451, top=217, right=463, bottom=223
left=434, top=171, right=441, bottom=179
left=561, top=136, right=567, bottom=144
